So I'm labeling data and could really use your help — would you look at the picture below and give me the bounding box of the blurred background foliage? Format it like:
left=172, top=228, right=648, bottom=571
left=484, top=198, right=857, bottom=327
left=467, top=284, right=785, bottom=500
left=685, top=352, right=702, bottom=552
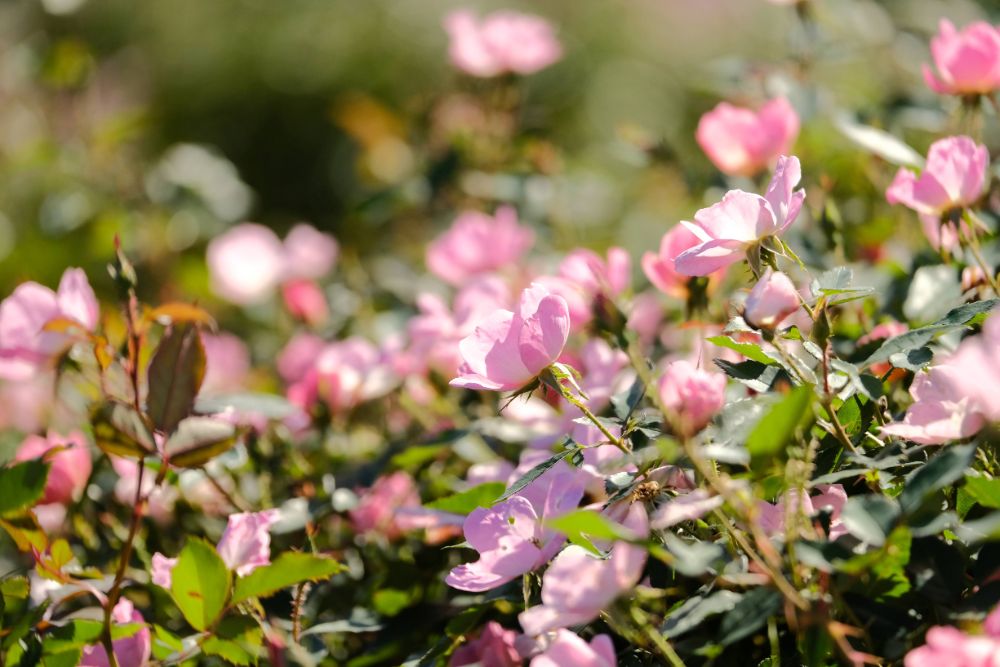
left=0, top=0, right=996, bottom=311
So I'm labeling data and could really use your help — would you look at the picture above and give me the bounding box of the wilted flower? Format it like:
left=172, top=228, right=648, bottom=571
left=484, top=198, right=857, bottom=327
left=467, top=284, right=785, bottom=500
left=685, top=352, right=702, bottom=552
left=744, top=269, right=800, bottom=330
left=922, top=19, right=1000, bottom=96
left=0, top=268, right=99, bottom=380
left=696, top=98, right=799, bottom=177
left=443, top=10, right=561, bottom=78
left=674, top=155, right=805, bottom=276
left=79, top=598, right=151, bottom=667
left=426, top=207, right=534, bottom=285
left=451, top=283, right=570, bottom=392
left=658, top=360, right=726, bottom=434
left=531, top=630, right=616, bottom=667
left=216, top=509, right=282, bottom=576
left=886, top=136, right=989, bottom=253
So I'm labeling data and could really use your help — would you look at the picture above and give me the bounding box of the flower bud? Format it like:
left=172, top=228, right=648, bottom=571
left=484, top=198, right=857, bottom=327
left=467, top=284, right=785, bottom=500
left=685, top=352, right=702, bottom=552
left=744, top=269, right=800, bottom=330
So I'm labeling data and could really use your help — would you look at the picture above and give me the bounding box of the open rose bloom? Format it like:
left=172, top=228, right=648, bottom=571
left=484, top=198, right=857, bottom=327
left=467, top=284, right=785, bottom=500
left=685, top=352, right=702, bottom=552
left=696, top=98, right=799, bottom=177
left=922, top=19, right=1000, bottom=96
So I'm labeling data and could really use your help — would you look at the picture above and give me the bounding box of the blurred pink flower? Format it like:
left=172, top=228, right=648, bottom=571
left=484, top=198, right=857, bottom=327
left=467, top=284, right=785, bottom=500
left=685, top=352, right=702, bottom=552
left=674, top=155, right=805, bottom=276
left=451, top=621, right=523, bottom=667
left=151, top=552, right=178, bottom=588
left=216, top=509, right=282, bottom=576
left=858, top=321, right=909, bottom=347
left=452, top=283, right=570, bottom=392
left=282, top=279, right=329, bottom=325
left=277, top=333, right=326, bottom=385
left=696, top=98, right=799, bottom=177
left=882, top=313, right=1000, bottom=444
left=315, top=337, right=397, bottom=412
left=922, top=19, right=1000, bottom=96
left=518, top=502, right=648, bottom=636
left=350, top=471, right=421, bottom=539
left=658, top=360, right=726, bottom=434
left=651, top=489, right=725, bottom=529
left=15, top=431, right=92, bottom=506
left=200, top=332, right=251, bottom=395
left=744, top=269, right=800, bottom=330
left=757, top=484, right=848, bottom=540
left=207, top=224, right=287, bottom=305
left=0, top=268, right=99, bottom=381
left=207, top=223, right=338, bottom=305
left=904, top=616, right=1000, bottom=667
left=443, top=10, right=561, bottom=78
left=283, top=223, right=339, bottom=280
left=427, top=207, right=534, bottom=285
left=531, top=630, right=616, bottom=667
left=446, top=467, right=582, bottom=592
left=886, top=136, right=988, bottom=253
left=79, top=598, right=151, bottom=667
left=0, top=373, right=54, bottom=433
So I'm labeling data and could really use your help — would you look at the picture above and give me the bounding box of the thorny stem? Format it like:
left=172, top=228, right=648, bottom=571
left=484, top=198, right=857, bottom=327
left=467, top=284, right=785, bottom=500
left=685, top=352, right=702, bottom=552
left=561, top=389, right=630, bottom=454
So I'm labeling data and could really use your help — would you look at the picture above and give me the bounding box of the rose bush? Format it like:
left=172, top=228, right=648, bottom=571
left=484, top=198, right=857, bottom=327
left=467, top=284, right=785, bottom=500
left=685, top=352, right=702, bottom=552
left=2, top=3, right=1000, bottom=667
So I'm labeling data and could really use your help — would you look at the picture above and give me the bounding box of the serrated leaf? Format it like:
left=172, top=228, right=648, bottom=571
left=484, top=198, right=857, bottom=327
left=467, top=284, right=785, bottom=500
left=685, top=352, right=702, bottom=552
left=706, top=336, right=774, bottom=364
left=91, top=401, right=156, bottom=459
left=170, top=538, right=231, bottom=631
left=425, top=482, right=503, bottom=515
left=231, top=552, right=343, bottom=605
left=0, top=460, right=50, bottom=516
left=495, top=445, right=578, bottom=503
left=164, top=417, right=239, bottom=468
left=964, top=477, right=1000, bottom=509
left=746, top=385, right=813, bottom=462
left=865, top=299, right=999, bottom=367
left=899, top=443, right=978, bottom=515
left=147, top=323, right=206, bottom=434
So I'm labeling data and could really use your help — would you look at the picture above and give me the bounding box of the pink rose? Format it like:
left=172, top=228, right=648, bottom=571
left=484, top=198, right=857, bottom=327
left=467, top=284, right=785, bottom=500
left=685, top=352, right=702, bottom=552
left=446, top=467, right=582, bottom=592
left=314, top=337, right=396, bottom=413
left=674, top=155, right=806, bottom=276
left=696, top=98, right=799, bottom=177
left=922, top=19, right=1000, bottom=96
left=281, top=279, right=329, bottom=325
left=79, top=598, right=151, bottom=667
left=904, top=624, right=1000, bottom=667
left=451, top=283, right=570, bottom=392
left=531, top=630, right=616, bottom=667
left=518, top=502, right=648, bottom=636
left=443, top=10, right=561, bottom=78
left=426, top=207, right=534, bottom=285
left=15, top=431, right=92, bottom=506
left=282, top=223, right=339, bottom=280
left=744, top=269, right=801, bottom=330
left=882, top=313, right=1000, bottom=444
left=886, top=136, right=989, bottom=253
left=216, top=509, right=282, bottom=576
left=0, top=268, right=99, bottom=381
left=643, top=224, right=719, bottom=298
left=451, top=621, right=523, bottom=667
left=658, top=360, right=726, bottom=435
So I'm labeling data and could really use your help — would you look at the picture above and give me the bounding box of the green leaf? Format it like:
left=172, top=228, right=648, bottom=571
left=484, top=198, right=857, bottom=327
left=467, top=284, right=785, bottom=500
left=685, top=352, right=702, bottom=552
left=372, top=588, right=414, bottom=617
left=716, top=587, right=782, bottom=646
left=195, top=393, right=297, bottom=420
left=746, top=385, right=813, bottom=462
left=170, top=538, right=231, bottom=631
left=202, top=637, right=256, bottom=666
left=40, top=620, right=103, bottom=654
left=839, top=495, right=900, bottom=547
left=964, top=476, right=1000, bottom=509
left=865, top=299, right=999, bottom=367
left=713, top=359, right=783, bottom=393
left=706, top=336, right=774, bottom=364
left=231, top=552, right=343, bottom=605
left=91, top=401, right=157, bottom=459
left=147, top=323, right=206, bottom=434
left=425, top=482, right=504, bottom=515
left=495, top=445, right=578, bottom=503
left=390, top=444, right=448, bottom=470
left=899, top=443, right=978, bottom=515
left=662, top=590, right=742, bottom=638
left=0, top=460, right=50, bottom=516
left=163, top=417, right=240, bottom=468
left=546, top=509, right=637, bottom=556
